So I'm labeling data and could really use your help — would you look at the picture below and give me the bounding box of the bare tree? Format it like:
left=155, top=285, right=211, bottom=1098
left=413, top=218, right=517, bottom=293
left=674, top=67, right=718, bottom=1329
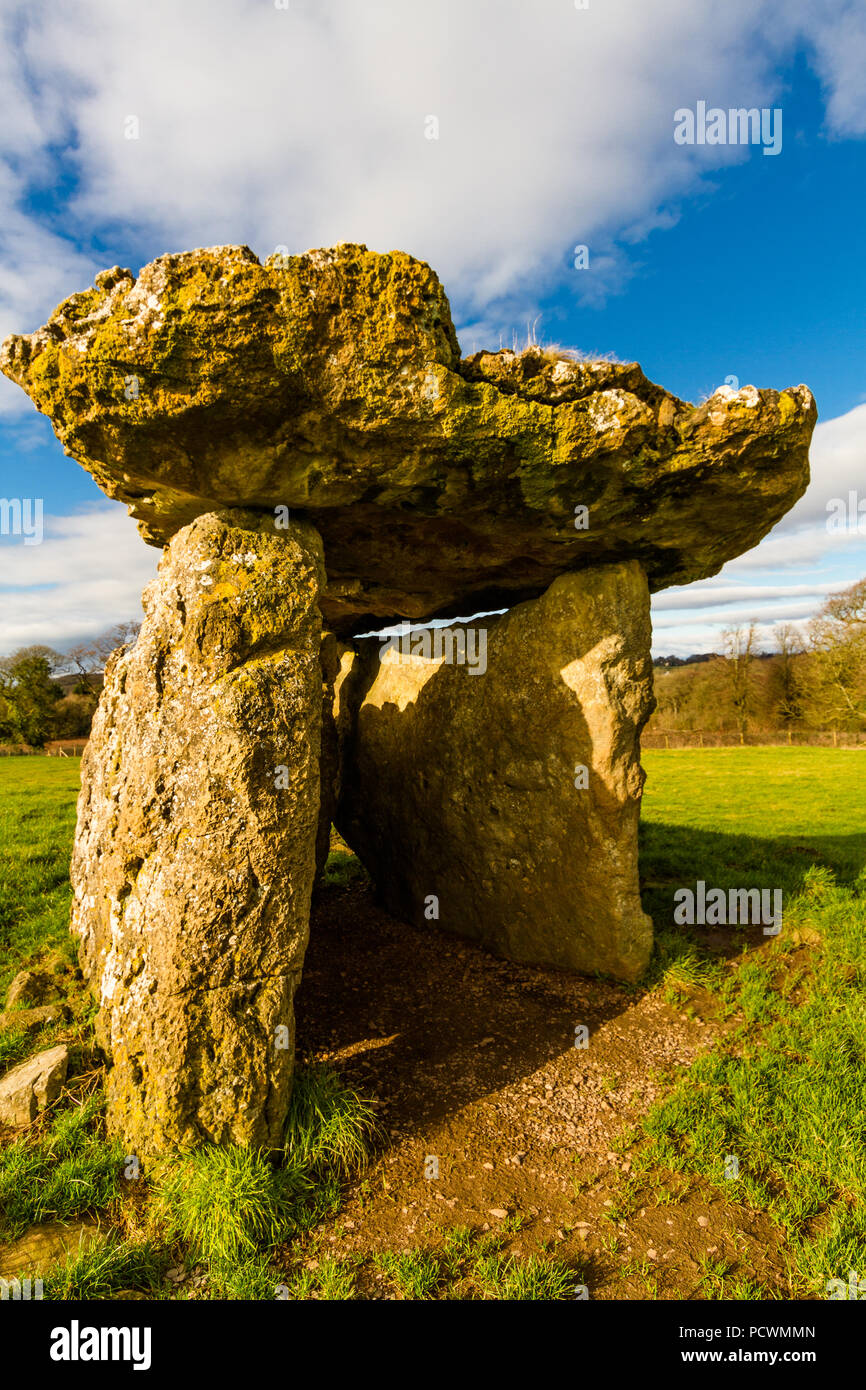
left=64, top=622, right=142, bottom=692
left=772, top=622, right=805, bottom=724
left=801, top=579, right=866, bottom=732
left=721, top=624, right=757, bottom=743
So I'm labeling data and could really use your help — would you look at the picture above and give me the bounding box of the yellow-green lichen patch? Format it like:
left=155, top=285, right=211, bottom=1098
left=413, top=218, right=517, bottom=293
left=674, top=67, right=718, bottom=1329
left=0, top=244, right=817, bottom=624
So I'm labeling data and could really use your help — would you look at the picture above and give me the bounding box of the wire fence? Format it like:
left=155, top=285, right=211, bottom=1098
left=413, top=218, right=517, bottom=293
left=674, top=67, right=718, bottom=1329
left=0, top=741, right=89, bottom=757
left=3, top=731, right=865, bottom=755
left=643, top=729, right=866, bottom=749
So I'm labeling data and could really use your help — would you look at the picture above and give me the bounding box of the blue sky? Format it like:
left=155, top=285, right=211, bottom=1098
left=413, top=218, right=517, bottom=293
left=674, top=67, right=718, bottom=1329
left=0, top=0, right=863, bottom=657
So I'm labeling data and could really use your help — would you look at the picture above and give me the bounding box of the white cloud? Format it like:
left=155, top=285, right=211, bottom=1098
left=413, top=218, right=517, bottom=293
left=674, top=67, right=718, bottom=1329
left=0, top=505, right=157, bottom=653
left=0, top=0, right=859, bottom=391
left=651, top=401, right=866, bottom=653
left=780, top=0, right=866, bottom=136
left=653, top=582, right=842, bottom=612
left=772, top=402, right=866, bottom=531
left=0, top=0, right=863, bottom=651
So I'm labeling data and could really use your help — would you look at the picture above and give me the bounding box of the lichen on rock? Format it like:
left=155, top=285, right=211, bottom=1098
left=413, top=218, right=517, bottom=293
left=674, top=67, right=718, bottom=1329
left=71, top=509, right=325, bottom=1153
left=335, top=562, right=655, bottom=981
left=0, top=244, right=816, bottom=635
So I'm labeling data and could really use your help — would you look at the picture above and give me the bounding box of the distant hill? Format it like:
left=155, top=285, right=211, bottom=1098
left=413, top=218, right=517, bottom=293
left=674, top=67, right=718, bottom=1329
left=653, top=651, right=775, bottom=668
left=653, top=653, right=715, bottom=668
left=53, top=672, right=105, bottom=696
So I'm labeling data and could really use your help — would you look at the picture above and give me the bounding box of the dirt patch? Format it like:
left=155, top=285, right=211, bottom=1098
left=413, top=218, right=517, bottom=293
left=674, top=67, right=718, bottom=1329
left=293, top=871, right=787, bottom=1297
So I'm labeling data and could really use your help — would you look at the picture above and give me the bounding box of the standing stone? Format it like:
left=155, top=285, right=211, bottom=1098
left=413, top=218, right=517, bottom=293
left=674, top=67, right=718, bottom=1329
left=336, top=561, right=654, bottom=981
left=71, top=510, right=324, bottom=1154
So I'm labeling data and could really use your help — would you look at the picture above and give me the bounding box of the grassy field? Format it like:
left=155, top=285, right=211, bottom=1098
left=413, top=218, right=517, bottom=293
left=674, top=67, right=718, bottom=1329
left=0, top=749, right=864, bottom=1299
left=643, top=746, right=866, bottom=846
left=636, top=748, right=866, bottom=1297
left=640, top=747, right=866, bottom=931
left=0, top=758, right=80, bottom=1002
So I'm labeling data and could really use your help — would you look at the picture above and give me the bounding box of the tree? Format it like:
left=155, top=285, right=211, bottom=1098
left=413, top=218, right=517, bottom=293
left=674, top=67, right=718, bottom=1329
left=800, top=578, right=866, bottom=732
left=64, top=622, right=141, bottom=693
left=721, top=625, right=757, bottom=743
left=770, top=622, right=805, bottom=725
left=0, top=646, right=63, bottom=748
left=52, top=693, right=98, bottom=739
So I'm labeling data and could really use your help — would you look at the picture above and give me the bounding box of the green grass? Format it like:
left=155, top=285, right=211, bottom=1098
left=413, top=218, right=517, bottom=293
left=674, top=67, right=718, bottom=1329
left=0, top=758, right=81, bottom=1000
left=370, top=1223, right=576, bottom=1301
left=634, top=752, right=866, bottom=1297
left=472, top=1251, right=575, bottom=1300
left=149, top=1146, right=311, bottom=1265
left=641, top=748, right=866, bottom=905
left=0, top=1025, right=31, bottom=1074
left=0, top=1091, right=123, bottom=1240
left=284, top=1064, right=380, bottom=1176
left=636, top=866, right=866, bottom=1296
left=285, top=1255, right=358, bottom=1300
left=374, top=1248, right=443, bottom=1299
left=41, top=1240, right=169, bottom=1300
left=207, top=1256, right=288, bottom=1301
left=639, top=747, right=866, bottom=989
left=320, top=850, right=368, bottom=891
left=141, top=1065, right=380, bottom=1282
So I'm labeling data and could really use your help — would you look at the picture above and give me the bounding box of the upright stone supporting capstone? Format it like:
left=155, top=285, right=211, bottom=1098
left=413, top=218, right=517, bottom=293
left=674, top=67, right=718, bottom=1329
left=335, top=561, right=655, bottom=981
left=71, top=510, right=325, bottom=1154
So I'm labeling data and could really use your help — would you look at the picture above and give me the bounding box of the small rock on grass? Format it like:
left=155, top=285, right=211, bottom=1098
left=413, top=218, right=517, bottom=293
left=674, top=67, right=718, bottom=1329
left=0, top=1045, right=69, bottom=1126
left=0, top=1004, right=69, bottom=1036
left=4, top=969, right=61, bottom=1010
left=0, top=1220, right=104, bottom=1279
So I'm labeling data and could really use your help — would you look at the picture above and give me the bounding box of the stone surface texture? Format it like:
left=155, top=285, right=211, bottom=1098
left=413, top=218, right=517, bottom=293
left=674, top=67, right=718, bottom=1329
left=0, top=1046, right=69, bottom=1127
left=70, top=510, right=324, bottom=1153
left=336, top=562, right=655, bottom=980
left=0, top=244, right=816, bottom=635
